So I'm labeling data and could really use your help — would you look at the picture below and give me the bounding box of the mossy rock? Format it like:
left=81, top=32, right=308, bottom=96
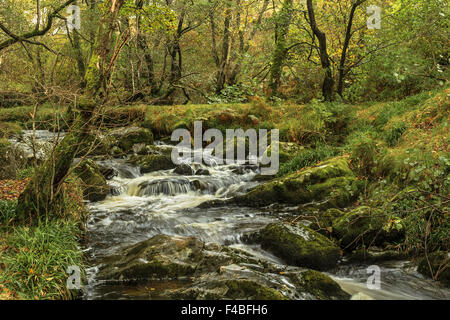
left=308, top=208, right=345, bottom=235
left=98, top=235, right=204, bottom=281
left=332, top=206, right=404, bottom=251
left=73, top=159, right=110, bottom=202
left=111, top=127, right=154, bottom=152
left=257, top=222, right=341, bottom=271
left=417, top=252, right=450, bottom=288
left=344, top=249, right=409, bottom=264
left=128, top=154, right=175, bottom=173
left=237, top=157, right=359, bottom=208
left=287, top=270, right=350, bottom=300
left=77, top=131, right=118, bottom=157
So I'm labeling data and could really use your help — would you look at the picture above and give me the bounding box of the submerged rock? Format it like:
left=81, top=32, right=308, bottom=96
left=236, top=157, right=359, bottom=209
left=128, top=154, right=175, bottom=173
left=97, top=234, right=349, bottom=300
left=73, top=159, right=110, bottom=202
left=255, top=222, right=341, bottom=271
left=332, top=206, right=404, bottom=251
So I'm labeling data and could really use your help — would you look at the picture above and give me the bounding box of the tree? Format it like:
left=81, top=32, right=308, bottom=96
left=306, top=0, right=334, bottom=101
left=269, top=0, right=294, bottom=96
left=16, top=0, right=127, bottom=222
left=0, top=0, right=77, bottom=52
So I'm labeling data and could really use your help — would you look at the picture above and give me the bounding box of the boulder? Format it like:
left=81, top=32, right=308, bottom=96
left=73, top=159, right=110, bottom=202
left=111, top=127, right=154, bottom=152
left=256, top=222, right=341, bottom=271
left=237, top=157, right=359, bottom=208
left=174, top=164, right=195, bottom=176
left=195, top=169, right=211, bottom=176
left=332, top=206, right=404, bottom=251
left=128, top=154, right=175, bottom=173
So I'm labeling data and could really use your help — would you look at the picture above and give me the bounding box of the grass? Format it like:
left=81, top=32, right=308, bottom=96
left=0, top=217, right=84, bottom=300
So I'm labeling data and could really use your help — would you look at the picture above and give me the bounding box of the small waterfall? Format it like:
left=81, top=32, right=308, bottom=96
left=129, top=178, right=194, bottom=196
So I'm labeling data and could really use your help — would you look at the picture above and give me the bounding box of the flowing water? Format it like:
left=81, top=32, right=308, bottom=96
left=10, top=132, right=449, bottom=300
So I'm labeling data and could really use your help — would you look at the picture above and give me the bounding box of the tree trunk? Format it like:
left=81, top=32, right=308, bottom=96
left=307, top=0, right=334, bottom=101
left=269, top=0, right=293, bottom=96
left=16, top=0, right=126, bottom=222
left=337, top=0, right=366, bottom=97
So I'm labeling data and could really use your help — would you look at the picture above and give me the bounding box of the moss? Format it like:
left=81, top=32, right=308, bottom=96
left=0, top=122, right=22, bottom=139
left=308, top=208, right=345, bottom=235
left=417, top=252, right=450, bottom=288
left=73, top=159, right=110, bottom=202
left=112, top=127, right=154, bottom=152
left=128, top=154, right=175, bottom=173
left=222, top=280, right=286, bottom=300
left=266, top=142, right=303, bottom=164
left=293, top=270, right=350, bottom=300
left=239, top=157, right=358, bottom=208
left=258, top=222, right=340, bottom=271
left=98, top=235, right=204, bottom=281
left=345, top=249, right=409, bottom=264
left=333, top=206, right=404, bottom=251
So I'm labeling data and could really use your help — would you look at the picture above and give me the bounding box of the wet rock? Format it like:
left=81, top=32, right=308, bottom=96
left=256, top=222, right=341, bottom=271
left=236, top=157, right=359, bottom=208
left=98, top=165, right=118, bottom=180
left=190, top=180, right=208, bottom=192
left=98, top=234, right=349, bottom=300
left=174, top=164, right=195, bottom=176
left=128, top=154, right=175, bottom=173
left=332, top=206, right=404, bottom=251
left=417, top=252, right=450, bottom=288
left=73, top=159, right=110, bottom=202
left=111, top=127, right=154, bottom=152
left=195, top=169, right=211, bottom=176
left=132, top=143, right=147, bottom=155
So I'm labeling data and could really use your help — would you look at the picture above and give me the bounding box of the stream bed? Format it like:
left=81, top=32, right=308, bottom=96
left=81, top=145, right=449, bottom=300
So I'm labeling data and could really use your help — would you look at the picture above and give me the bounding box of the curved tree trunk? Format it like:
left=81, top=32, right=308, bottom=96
left=16, top=0, right=126, bottom=222
left=307, top=0, right=334, bottom=101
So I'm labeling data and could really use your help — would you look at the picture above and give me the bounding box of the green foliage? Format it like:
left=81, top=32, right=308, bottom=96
left=0, top=199, right=17, bottom=227
left=17, top=167, right=34, bottom=180
left=349, top=135, right=380, bottom=177
left=207, top=83, right=255, bottom=104
left=0, top=218, right=84, bottom=300
left=278, top=144, right=339, bottom=177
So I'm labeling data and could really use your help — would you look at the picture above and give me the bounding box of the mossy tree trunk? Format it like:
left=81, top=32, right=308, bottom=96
left=16, top=0, right=126, bottom=223
left=269, top=0, right=293, bottom=97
